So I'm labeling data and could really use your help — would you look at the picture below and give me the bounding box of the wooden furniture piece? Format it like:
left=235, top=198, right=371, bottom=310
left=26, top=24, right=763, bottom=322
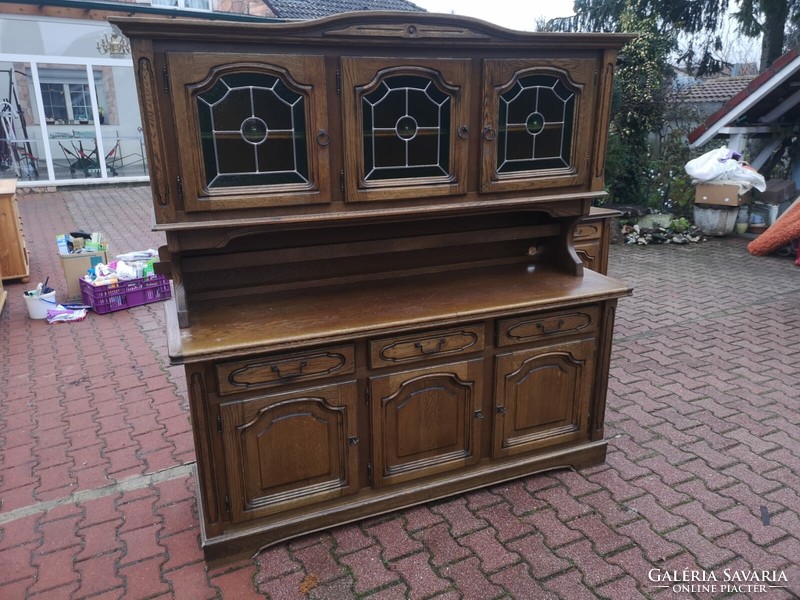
left=117, top=11, right=632, bottom=564
left=574, top=207, right=620, bottom=275
left=0, top=257, right=6, bottom=314
left=0, top=178, right=29, bottom=283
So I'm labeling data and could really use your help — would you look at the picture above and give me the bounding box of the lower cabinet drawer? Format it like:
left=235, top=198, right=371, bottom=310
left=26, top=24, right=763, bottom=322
left=574, top=222, right=603, bottom=241
left=369, top=324, right=485, bottom=368
left=497, top=306, right=599, bottom=346
left=215, top=345, right=354, bottom=396
left=220, top=382, right=359, bottom=522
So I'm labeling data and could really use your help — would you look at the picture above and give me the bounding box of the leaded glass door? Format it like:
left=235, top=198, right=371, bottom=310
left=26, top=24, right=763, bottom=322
left=480, top=59, right=597, bottom=194
left=167, top=53, right=330, bottom=211
left=341, top=58, right=470, bottom=202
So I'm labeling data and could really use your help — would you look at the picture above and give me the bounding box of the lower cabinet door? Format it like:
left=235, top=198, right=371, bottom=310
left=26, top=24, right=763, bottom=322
left=220, top=382, right=359, bottom=522
left=369, top=359, right=482, bottom=487
left=493, top=339, right=595, bottom=458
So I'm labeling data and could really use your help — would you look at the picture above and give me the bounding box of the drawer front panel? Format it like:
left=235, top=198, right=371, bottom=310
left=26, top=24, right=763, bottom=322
left=369, top=325, right=485, bottom=368
left=216, top=345, right=354, bottom=396
left=498, top=307, right=599, bottom=346
left=573, top=222, right=603, bottom=241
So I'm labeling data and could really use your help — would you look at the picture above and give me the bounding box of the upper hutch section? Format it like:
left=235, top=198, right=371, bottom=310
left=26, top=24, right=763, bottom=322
left=115, top=12, right=630, bottom=228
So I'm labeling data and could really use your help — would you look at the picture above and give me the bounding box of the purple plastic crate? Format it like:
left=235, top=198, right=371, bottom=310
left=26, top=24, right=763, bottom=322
left=80, top=274, right=171, bottom=314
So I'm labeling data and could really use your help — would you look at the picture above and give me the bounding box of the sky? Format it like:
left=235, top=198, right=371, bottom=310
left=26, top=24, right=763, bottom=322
left=412, top=0, right=576, bottom=31
left=412, top=0, right=761, bottom=65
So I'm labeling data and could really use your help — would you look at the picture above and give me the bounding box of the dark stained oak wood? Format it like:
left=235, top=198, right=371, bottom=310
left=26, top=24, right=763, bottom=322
left=369, top=324, right=485, bottom=368
left=574, top=206, right=620, bottom=275
left=216, top=345, right=355, bottom=396
left=166, top=267, right=629, bottom=363
left=341, top=57, right=470, bottom=202
left=117, top=12, right=632, bottom=564
left=497, top=306, right=599, bottom=347
left=220, top=382, right=359, bottom=522
left=370, top=359, right=483, bottom=486
left=168, top=53, right=331, bottom=211
left=493, top=339, right=595, bottom=458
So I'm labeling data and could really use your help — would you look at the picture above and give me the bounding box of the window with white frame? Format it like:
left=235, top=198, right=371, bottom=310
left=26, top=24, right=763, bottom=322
left=151, top=0, right=212, bottom=11
left=33, top=68, right=106, bottom=124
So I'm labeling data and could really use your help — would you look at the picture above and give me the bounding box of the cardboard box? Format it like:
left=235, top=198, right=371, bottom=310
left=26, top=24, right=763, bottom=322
left=59, top=251, right=108, bottom=301
left=694, top=184, right=748, bottom=207
left=759, top=179, right=797, bottom=205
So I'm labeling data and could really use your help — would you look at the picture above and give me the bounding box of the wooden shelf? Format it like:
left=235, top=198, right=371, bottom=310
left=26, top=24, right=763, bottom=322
left=167, top=265, right=631, bottom=363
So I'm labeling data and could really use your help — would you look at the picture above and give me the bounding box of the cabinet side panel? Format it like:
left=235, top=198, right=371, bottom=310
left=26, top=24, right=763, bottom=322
left=591, top=300, right=618, bottom=440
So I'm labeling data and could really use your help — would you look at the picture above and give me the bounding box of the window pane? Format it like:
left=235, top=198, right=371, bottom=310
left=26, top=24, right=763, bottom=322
left=69, top=84, right=91, bottom=121
left=40, top=83, right=68, bottom=122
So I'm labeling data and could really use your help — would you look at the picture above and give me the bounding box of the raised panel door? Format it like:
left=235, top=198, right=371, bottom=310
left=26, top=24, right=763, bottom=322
left=493, top=339, right=595, bottom=458
left=341, top=57, right=470, bottom=202
left=167, top=53, right=331, bottom=211
left=220, top=382, right=358, bottom=522
left=369, top=359, right=482, bottom=487
left=480, top=58, right=598, bottom=193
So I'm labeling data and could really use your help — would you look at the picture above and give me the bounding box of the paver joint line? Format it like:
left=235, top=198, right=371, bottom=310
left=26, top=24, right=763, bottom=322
left=0, top=463, right=195, bottom=525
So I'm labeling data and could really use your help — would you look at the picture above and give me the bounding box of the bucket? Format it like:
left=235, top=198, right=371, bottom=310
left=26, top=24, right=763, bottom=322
left=23, top=290, right=56, bottom=319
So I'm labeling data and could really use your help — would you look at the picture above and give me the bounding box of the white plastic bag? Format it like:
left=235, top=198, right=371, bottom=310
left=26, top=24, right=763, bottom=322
left=685, top=147, right=739, bottom=182
left=685, top=146, right=767, bottom=192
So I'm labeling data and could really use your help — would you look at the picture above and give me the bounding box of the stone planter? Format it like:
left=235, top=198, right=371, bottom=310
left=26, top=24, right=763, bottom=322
left=693, top=205, right=738, bottom=236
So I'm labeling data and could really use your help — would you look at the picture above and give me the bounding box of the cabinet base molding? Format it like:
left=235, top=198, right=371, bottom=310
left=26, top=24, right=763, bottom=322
left=198, top=440, right=607, bottom=565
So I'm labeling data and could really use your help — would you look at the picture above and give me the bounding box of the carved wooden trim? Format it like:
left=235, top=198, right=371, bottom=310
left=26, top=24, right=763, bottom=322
left=216, top=346, right=354, bottom=396
left=377, top=329, right=481, bottom=363
left=593, top=59, right=616, bottom=182
left=137, top=57, right=170, bottom=208
left=324, top=23, right=492, bottom=40
left=506, top=312, right=593, bottom=341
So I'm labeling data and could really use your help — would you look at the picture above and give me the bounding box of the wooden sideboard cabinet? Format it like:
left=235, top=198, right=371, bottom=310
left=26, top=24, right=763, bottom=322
left=0, top=178, right=29, bottom=284
left=117, top=11, right=632, bottom=564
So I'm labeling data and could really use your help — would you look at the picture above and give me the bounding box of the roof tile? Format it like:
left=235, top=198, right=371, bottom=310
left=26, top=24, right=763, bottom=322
left=266, top=0, right=425, bottom=19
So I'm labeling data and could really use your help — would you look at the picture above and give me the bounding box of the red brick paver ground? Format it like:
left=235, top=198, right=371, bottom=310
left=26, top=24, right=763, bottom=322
left=1, top=184, right=799, bottom=599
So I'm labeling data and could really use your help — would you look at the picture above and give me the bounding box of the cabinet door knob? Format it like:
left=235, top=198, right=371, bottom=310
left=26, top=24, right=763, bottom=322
left=474, top=409, right=484, bottom=420
left=316, top=129, right=330, bottom=147
left=482, top=125, right=496, bottom=141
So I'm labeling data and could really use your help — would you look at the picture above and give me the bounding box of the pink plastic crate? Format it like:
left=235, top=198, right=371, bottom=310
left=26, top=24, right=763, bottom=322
left=80, top=275, right=171, bottom=314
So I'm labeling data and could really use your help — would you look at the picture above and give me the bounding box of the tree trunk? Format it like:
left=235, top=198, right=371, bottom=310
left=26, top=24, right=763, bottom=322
left=760, top=0, right=789, bottom=70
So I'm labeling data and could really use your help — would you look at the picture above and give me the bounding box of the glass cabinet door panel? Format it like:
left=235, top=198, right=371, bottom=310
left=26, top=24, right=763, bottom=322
left=168, top=53, right=330, bottom=211
left=362, top=74, right=451, bottom=181
left=497, top=74, right=575, bottom=172
left=481, top=58, right=597, bottom=194
left=342, top=58, right=470, bottom=203
left=197, top=73, right=309, bottom=188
